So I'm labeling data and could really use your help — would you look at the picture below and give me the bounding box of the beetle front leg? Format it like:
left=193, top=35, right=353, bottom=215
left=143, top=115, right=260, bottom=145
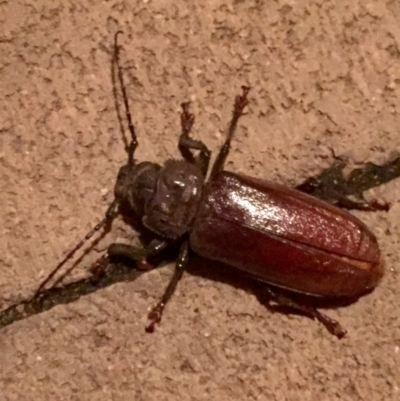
left=210, top=86, right=250, bottom=178
left=263, top=287, right=347, bottom=339
left=90, top=238, right=169, bottom=280
left=145, top=240, right=189, bottom=333
left=178, top=102, right=211, bottom=176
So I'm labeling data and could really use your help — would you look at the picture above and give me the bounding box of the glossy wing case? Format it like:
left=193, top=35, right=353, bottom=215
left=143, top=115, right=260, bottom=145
left=190, top=171, right=383, bottom=297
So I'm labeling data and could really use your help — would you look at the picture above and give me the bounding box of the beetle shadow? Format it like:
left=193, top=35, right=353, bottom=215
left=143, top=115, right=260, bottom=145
left=186, top=254, right=362, bottom=321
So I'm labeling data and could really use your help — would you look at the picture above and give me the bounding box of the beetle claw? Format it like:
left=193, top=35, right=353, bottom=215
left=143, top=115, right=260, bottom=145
left=145, top=302, right=165, bottom=333
left=137, top=259, right=155, bottom=271
left=89, top=253, right=110, bottom=283
left=314, top=309, right=347, bottom=339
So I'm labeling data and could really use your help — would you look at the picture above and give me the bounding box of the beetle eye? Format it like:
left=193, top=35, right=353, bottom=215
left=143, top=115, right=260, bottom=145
left=117, top=166, right=129, bottom=181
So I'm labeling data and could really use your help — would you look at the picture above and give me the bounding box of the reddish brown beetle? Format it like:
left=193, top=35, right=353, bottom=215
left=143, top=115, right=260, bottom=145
left=35, top=32, right=385, bottom=338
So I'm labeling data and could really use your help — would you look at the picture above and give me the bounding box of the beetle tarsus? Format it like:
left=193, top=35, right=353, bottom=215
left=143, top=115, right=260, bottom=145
left=264, top=287, right=347, bottom=339
left=145, top=241, right=189, bottom=332
left=137, top=260, right=155, bottom=271
left=145, top=302, right=165, bottom=333
left=348, top=199, right=389, bottom=212
left=297, top=178, right=390, bottom=212
left=178, top=102, right=211, bottom=175
left=314, top=309, right=347, bottom=339
left=235, top=86, right=250, bottom=113
left=89, top=253, right=110, bottom=283
left=180, top=102, right=195, bottom=134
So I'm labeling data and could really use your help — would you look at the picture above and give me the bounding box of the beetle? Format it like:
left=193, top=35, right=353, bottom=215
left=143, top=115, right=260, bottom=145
left=35, top=31, right=385, bottom=338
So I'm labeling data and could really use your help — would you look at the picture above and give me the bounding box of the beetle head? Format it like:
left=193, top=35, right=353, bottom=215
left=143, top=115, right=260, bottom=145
left=114, top=161, right=162, bottom=217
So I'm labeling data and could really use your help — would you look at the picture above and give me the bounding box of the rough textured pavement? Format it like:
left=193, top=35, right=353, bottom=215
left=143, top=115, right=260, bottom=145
left=1, top=1, right=400, bottom=400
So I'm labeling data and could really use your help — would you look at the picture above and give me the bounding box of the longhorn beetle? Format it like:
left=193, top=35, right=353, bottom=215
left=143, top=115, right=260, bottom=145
left=35, top=31, right=386, bottom=338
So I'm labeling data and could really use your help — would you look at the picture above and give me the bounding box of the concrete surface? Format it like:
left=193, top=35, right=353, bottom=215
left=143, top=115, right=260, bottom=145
left=1, top=0, right=400, bottom=400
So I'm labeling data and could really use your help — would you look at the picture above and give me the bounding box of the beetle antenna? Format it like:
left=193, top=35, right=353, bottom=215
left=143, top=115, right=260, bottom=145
left=114, top=30, right=138, bottom=167
left=34, top=33, right=137, bottom=297
left=34, top=199, right=119, bottom=297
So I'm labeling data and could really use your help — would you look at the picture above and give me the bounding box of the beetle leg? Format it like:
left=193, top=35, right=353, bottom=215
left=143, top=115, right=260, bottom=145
left=145, top=240, right=189, bottom=333
left=324, top=193, right=389, bottom=211
left=264, top=287, right=347, bottom=339
left=178, top=102, right=211, bottom=176
left=296, top=178, right=389, bottom=211
left=89, top=253, right=112, bottom=282
left=108, top=238, right=169, bottom=270
left=90, top=238, right=169, bottom=281
left=210, top=86, right=250, bottom=178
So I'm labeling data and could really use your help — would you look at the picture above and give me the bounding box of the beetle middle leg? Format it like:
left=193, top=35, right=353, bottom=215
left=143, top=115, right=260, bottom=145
left=262, top=286, right=347, bottom=339
left=178, top=102, right=211, bottom=176
left=145, top=240, right=190, bottom=333
left=210, top=86, right=250, bottom=178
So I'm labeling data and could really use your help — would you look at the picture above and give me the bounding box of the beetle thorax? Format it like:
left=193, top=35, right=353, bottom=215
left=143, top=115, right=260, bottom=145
left=114, top=160, right=204, bottom=239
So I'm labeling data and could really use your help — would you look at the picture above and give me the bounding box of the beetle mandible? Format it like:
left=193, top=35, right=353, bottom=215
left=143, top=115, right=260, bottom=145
left=35, top=31, right=385, bottom=338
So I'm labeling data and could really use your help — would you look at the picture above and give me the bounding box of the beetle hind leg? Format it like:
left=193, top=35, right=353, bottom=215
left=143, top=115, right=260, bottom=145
left=296, top=161, right=390, bottom=211
left=264, top=287, right=347, bottom=339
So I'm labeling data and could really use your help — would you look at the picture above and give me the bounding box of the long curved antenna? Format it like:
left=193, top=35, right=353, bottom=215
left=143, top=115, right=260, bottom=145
left=114, top=31, right=138, bottom=166
left=34, top=31, right=132, bottom=298
left=34, top=199, right=119, bottom=297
